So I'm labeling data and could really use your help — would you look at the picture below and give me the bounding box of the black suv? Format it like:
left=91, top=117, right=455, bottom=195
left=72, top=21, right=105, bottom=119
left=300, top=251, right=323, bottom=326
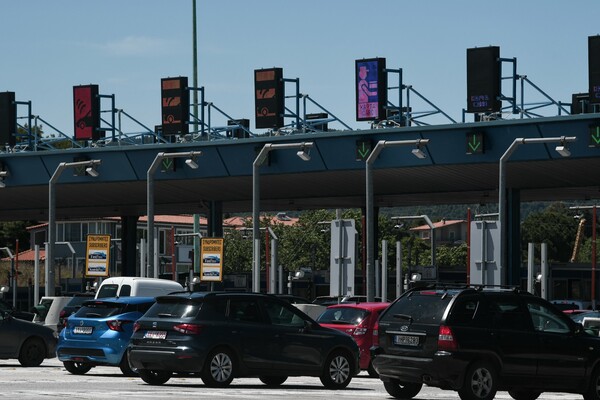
left=128, top=292, right=360, bottom=389
left=371, top=286, right=600, bottom=400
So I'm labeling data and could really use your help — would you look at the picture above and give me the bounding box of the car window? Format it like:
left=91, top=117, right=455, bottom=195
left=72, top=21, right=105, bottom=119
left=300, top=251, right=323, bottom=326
left=263, top=299, right=305, bottom=327
left=119, top=285, right=132, bottom=297
left=317, top=308, right=368, bottom=325
left=75, top=302, right=124, bottom=318
left=448, top=295, right=483, bottom=326
left=526, top=301, right=571, bottom=333
left=96, top=284, right=118, bottom=298
left=487, top=296, right=531, bottom=331
left=146, top=300, right=201, bottom=319
left=228, top=299, right=263, bottom=324
left=382, top=291, right=453, bottom=324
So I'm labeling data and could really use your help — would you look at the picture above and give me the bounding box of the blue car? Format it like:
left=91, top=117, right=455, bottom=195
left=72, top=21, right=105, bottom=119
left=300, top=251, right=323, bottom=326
left=57, top=297, right=155, bottom=376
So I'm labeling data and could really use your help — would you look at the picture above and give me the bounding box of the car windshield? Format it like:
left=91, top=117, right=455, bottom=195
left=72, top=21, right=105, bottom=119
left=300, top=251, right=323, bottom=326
left=317, top=308, right=368, bottom=325
left=381, top=290, right=454, bottom=324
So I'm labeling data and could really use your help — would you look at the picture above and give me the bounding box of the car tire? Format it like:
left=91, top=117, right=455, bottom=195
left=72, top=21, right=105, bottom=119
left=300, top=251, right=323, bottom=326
left=18, top=338, right=46, bottom=367
left=367, top=361, right=379, bottom=378
left=383, top=380, right=423, bottom=399
left=585, top=367, right=600, bottom=400
left=119, top=352, right=138, bottom=377
left=508, top=390, right=541, bottom=400
left=319, top=350, right=353, bottom=389
left=458, top=361, right=498, bottom=400
left=63, top=361, right=93, bottom=375
left=201, top=347, right=236, bottom=388
left=138, top=369, right=172, bottom=385
left=259, top=376, right=288, bottom=386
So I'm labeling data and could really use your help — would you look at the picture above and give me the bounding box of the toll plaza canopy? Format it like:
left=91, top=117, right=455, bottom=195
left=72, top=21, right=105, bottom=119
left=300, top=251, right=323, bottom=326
left=0, top=113, right=598, bottom=221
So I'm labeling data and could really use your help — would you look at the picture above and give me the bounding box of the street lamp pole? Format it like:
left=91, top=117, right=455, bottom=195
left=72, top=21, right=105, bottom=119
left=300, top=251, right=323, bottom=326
left=366, top=139, right=429, bottom=302
left=498, top=136, right=576, bottom=284
left=252, top=142, right=313, bottom=293
left=147, top=151, right=202, bottom=279
left=48, top=159, right=101, bottom=296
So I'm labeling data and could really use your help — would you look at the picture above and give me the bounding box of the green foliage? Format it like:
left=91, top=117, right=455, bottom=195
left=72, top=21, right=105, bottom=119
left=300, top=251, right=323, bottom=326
left=520, top=202, right=578, bottom=263
left=0, top=221, right=33, bottom=250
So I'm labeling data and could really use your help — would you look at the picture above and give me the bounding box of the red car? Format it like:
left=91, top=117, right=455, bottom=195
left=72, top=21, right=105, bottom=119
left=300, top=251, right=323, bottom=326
left=317, top=302, right=390, bottom=376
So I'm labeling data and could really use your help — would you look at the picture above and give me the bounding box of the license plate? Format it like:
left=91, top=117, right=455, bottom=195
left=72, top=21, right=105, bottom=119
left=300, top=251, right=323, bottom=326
left=393, top=334, right=419, bottom=346
left=73, top=326, right=93, bottom=335
left=144, top=330, right=167, bottom=340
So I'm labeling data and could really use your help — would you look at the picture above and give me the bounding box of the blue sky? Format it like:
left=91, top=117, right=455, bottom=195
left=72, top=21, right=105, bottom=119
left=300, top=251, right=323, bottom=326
left=1, top=1, right=599, bottom=136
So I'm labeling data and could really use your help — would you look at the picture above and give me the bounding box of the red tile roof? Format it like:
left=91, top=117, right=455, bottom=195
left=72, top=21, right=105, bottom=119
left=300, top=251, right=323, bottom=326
left=1, top=248, right=45, bottom=262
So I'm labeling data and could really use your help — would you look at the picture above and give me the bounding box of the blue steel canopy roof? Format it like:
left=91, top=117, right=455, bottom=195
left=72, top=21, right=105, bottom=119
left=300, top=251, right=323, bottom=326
left=0, top=114, right=597, bottom=221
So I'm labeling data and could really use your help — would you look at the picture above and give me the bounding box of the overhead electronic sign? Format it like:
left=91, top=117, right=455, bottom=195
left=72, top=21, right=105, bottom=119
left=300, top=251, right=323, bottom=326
left=355, top=58, right=387, bottom=121
left=73, top=84, right=101, bottom=141
left=254, top=68, right=284, bottom=129
left=589, top=36, right=600, bottom=104
left=466, top=46, right=501, bottom=113
left=0, top=92, right=16, bottom=147
left=161, top=77, right=189, bottom=135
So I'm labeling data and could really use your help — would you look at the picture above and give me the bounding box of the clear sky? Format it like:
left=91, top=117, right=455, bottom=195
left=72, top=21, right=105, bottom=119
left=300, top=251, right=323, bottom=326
left=2, top=1, right=599, bottom=136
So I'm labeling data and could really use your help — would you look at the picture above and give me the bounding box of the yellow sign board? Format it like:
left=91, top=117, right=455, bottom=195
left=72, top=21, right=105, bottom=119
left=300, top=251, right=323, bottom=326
left=85, top=234, right=111, bottom=277
left=200, top=238, right=224, bottom=282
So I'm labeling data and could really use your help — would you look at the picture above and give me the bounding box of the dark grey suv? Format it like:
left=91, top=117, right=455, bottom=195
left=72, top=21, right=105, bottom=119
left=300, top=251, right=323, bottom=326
left=371, top=285, right=600, bottom=400
left=128, top=292, right=360, bottom=389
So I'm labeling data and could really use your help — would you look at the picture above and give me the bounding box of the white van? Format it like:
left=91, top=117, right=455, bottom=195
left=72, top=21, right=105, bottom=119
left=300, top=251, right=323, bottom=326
left=32, top=296, right=71, bottom=332
left=95, top=277, right=183, bottom=299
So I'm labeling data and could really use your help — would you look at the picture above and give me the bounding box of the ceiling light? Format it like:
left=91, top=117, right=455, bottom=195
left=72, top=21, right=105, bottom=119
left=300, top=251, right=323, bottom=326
left=411, top=148, right=427, bottom=159
left=85, top=166, right=99, bottom=177
left=297, top=149, right=311, bottom=161
left=555, top=145, right=571, bottom=157
left=185, top=158, right=199, bottom=169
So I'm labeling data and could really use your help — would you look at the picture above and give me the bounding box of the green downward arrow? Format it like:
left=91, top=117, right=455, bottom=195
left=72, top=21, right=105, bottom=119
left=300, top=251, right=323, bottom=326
left=162, top=158, right=174, bottom=171
left=468, top=134, right=481, bottom=152
left=358, top=142, right=370, bottom=159
left=592, top=126, right=600, bottom=145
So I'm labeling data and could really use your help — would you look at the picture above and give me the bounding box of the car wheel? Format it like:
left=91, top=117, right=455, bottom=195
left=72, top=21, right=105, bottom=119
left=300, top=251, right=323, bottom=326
left=201, top=347, right=235, bottom=388
left=63, top=361, right=93, bottom=375
left=585, top=367, right=600, bottom=400
left=18, top=338, right=46, bottom=367
left=458, top=361, right=498, bottom=400
left=508, top=390, right=541, bottom=400
left=138, top=369, right=172, bottom=385
left=119, top=352, right=138, bottom=377
left=383, top=380, right=422, bottom=398
left=259, top=376, right=288, bottom=386
left=367, top=361, right=379, bottom=378
left=319, top=350, right=353, bottom=389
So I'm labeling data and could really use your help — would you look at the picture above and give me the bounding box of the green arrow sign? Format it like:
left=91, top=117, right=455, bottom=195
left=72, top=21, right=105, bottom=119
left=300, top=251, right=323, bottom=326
left=590, top=124, right=600, bottom=147
left=466, top=132, right=484, bottom=154
left=356, top=139, right=372, bottom=161
left=161, top=158, right=175, bottom=172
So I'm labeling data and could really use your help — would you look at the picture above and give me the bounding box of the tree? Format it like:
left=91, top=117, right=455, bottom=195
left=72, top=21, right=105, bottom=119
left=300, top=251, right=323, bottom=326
left=520, top=202, right=578, bottom=263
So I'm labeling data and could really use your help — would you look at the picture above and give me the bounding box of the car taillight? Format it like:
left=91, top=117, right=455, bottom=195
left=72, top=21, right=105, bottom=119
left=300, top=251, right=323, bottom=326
left=107, top=320, right=132, bottom=332
left=372, top=321, right=379, bottom=346
left=173, top=323, right=202, bottom=335
left=133, top=322, right=141, bottom=333
left=437, top=325, right=458, bottom=351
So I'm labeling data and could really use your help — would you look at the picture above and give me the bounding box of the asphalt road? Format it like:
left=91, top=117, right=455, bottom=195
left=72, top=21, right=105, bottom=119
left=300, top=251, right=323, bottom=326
left=0, top=358, right=585, bottom=400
